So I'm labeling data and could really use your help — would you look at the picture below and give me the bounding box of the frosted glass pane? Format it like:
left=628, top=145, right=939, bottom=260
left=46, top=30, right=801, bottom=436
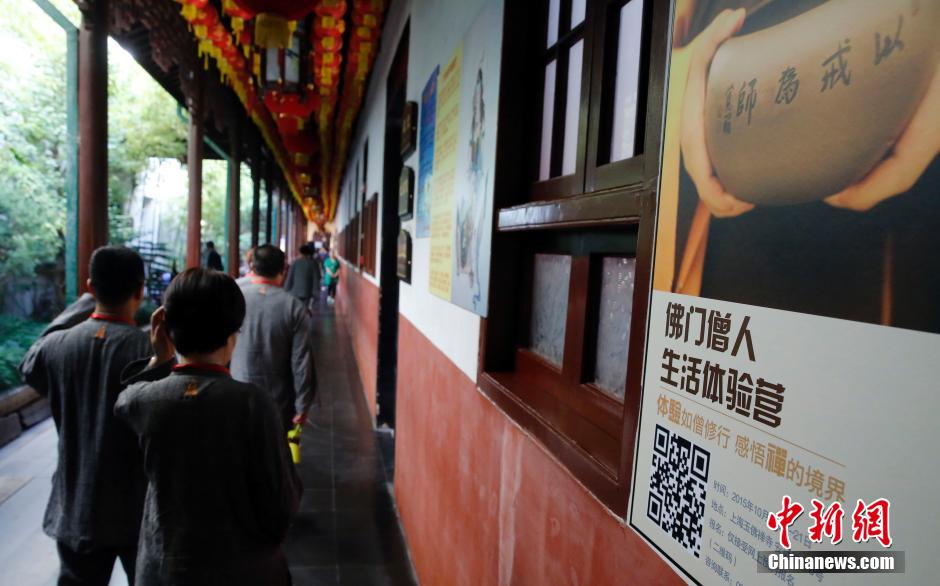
left=265, top=47, right=280, bottom=82
left=539, top=60, right=557, bottom=181
left=610, top=0, right=645, bottom=162
left=529, top=254, right=571, bottom=367
left=285, top=35, right=301, bottom=83
left=547, top=0, right=560, bottom=47
left=594, top=257, right=636, bottom=398
left=571, top=0, right=586, bottom=27
left=562, top=40, right=583, bottom=177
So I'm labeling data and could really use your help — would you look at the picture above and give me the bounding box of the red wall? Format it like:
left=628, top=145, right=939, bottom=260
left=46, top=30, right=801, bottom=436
left=335, top=265, right=379, bottom=418
left=395, top=315, right=684, bottom=586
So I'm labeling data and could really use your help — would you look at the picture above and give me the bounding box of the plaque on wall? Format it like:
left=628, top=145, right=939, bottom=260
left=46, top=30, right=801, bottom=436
left=396, top=229, right=412, bottom=283
left=398, top=166, right=415, bottom=219
left=400, top=100, right=418, bottom=158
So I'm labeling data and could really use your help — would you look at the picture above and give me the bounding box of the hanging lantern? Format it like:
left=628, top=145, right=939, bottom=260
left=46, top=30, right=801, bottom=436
left=282, top=132, right=316, bottom=168
left=231, top=1, right=319, bottom=48
left=188, top=6, right=219, bottom=40
left=260, top=21, right=307, bottom=92
left=265, top=92, right=318, bottom=135
left=222, top=0, right=254, bottom=33
left=178, top=0, right=210, bottom=22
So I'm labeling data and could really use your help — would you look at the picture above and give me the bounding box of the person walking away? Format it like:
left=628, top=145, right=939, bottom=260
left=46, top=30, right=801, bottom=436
left=115, top=269, right=301, bottom=585
left=283, top=244, right=322, bottom=309
left=20, top=291, right=97, bottom=371
left=235, top=246, right=256, bottom=287
left=205, top=241, right=223, bottom=271
left=323, top=248, right=340, bottom=305
left=19, top=246, right=153, bottom=586
left=231, top=244, right=317, bottom=431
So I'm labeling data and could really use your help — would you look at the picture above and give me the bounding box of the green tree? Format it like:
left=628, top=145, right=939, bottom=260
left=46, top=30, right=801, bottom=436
left=0, top=0, right=68, bottom=281
left=108, top=42, right=187, bottom=245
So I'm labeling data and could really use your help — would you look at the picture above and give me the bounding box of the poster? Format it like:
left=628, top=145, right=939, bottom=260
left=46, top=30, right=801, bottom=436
left=629, top=1, right=940, bottom=585
left=427, top=0, right=502, bottom=316
left=415, top=67, right=438, bottom=238
left=428, top=45, right=461, bottom=300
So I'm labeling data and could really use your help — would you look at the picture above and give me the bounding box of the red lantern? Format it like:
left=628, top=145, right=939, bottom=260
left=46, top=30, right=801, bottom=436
left=231, top=1, right=319, bottom=48
left=189, top=7, right=218, bottom=27
left=282, top=132, right=316, bottom=162
left=315, top=0, right=347, bottom=18
left=222, top=0, right=254, bottom=20
left=231, top=0, right=318, bottom=21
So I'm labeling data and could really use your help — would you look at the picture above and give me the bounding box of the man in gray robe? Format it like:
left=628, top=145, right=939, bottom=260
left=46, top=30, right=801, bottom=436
left=231, top=244, right=316, bottom=430
left=235, top=246, right=256, bottom=287
left=283, top=244, right=322, bottom=308
left=115, top=268, right=300, bottom=586
left=20, top=247, right=152, bottom=585
left=18, top=291, right=97, bottom=378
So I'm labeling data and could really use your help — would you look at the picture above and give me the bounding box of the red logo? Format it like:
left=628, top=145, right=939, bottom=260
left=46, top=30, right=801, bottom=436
left=807, top=499, right=844, bottom=545
left=852, top=498, right=892, bottom=548
left=766, top=496, right=893, bottom=549
left=766, top=495, right=804, bottom=549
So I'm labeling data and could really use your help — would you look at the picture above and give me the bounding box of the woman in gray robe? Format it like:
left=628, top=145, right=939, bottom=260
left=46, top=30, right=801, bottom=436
left=115, top=268, right=301, bottom=586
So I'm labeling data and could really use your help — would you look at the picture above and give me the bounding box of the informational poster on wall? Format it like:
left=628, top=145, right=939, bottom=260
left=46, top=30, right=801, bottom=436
left=426, top=0, right=502, bottom=316
left=428, top=46, right=460, bottom=300
left=629, top=1, right=940, bottom=585
left=415, top=66, right=438, bottom=238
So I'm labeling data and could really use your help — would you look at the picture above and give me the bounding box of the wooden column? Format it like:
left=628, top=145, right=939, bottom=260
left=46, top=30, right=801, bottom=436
left=288, top=200, right=295, bottom=257
left=226, top=121, right=241, bottom=277
left=279, top=192, right=287, bottom=249
left=264, top=162, right=273, bottom=244
left=284, top=200, right=291, bottom=258
left=185, top=66, right=204, bottom=269
left=274, top=191, right=281, bottom=248
left=292, top=205, right=300, bottom=256
left=77, top=0, right=108, bottom=292
left=250, top=146, right=261, bottom=249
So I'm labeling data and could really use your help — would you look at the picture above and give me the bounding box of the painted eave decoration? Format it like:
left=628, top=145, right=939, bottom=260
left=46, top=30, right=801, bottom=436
left=108, top=0, right=386, bottom=226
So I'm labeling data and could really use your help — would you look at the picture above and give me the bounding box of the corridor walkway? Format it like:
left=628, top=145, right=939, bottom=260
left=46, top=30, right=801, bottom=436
left=0, top=304, right=416, bottom=586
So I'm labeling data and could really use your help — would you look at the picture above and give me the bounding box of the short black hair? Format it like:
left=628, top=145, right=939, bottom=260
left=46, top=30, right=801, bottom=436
left=206, top=241, right=215, bottom=249
left=252, top=244, right=285, bottom=278
left=163, top=268, right=245, bottom=355
left=299, top=244, right=313, bottom=256
left=89, top=246, right=145, bottom=307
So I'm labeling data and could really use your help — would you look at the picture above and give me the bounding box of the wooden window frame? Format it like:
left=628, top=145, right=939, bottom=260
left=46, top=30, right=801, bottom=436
left=478, top=0, right=669, bottom=515
left=362, top=193, right=378, bottom=276
left=530, top=0, right=593, bottom=200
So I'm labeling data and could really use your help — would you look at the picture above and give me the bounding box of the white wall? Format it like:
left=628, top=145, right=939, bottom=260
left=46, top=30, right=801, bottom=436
left=334, top=0, right=503, bottom=379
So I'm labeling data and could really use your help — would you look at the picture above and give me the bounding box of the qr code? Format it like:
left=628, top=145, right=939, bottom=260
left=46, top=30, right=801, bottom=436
left=647, top=424, right=710, bottom=557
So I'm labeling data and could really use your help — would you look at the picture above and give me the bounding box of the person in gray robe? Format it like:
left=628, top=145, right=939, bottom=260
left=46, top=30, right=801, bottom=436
left=19, top=247, right=152, bottom=585
left=234, top=246, right=256, bottom=287
left=231, top=244, right=316, bottom=430
left=18, top=291, right=97, bottom=379
left=115, top=268, right=301, bottom=586
left=283, top=244, right=322, bottom=308
left=37, top=291, right=96, bottom=335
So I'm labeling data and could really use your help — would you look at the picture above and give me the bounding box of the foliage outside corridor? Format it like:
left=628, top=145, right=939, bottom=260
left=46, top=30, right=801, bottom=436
left=0, top=0, right=254, bottom=389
